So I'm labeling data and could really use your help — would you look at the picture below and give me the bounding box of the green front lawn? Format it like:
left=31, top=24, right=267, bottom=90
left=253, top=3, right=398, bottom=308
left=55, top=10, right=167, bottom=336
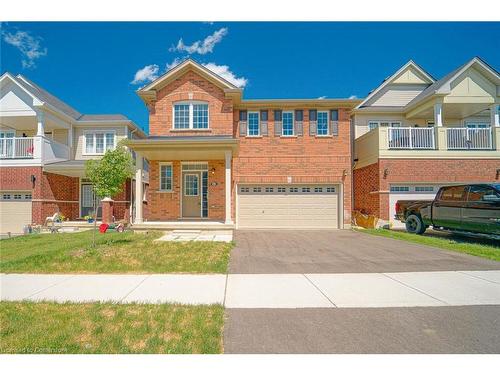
left=0, top=230, right=233, bottom=274
left=0, top=301, right=223, bottom=354
left=357, top=228, right=500, bottom=262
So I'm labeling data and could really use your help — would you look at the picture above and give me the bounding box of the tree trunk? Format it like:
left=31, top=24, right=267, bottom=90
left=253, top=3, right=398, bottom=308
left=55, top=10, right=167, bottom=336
left=92, top=191, right=97, bottom=248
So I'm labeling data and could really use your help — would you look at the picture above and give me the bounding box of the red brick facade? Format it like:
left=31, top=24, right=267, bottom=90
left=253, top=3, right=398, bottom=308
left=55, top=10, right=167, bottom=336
left=149, top=71, right=234, bottom=137
left=354, top=158, right=500, bottom=221
left=0, top=166, right=131, bottom=224
left=141, top=69, right=354, bottom=225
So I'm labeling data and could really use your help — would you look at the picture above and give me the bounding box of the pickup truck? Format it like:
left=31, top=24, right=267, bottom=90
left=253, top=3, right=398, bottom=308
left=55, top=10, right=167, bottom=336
left=395, top=183, right=500, bottom=239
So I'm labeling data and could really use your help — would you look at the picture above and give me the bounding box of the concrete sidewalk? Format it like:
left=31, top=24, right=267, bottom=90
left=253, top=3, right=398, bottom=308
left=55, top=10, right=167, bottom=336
left=1, top=270, right=500, bottom=308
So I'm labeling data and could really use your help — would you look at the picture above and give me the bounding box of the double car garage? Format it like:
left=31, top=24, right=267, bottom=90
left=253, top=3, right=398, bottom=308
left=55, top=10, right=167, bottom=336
left=237, top=184, right=342, bottom=229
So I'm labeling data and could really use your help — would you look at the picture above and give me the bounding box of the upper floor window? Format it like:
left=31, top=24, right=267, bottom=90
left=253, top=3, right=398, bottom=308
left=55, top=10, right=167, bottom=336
left=84, top=131, right=115, bottom=155
left=317, top=111, right=329, bottom=135
left=368, top=121, right=401, bottom=131
left=465, top=122, right=489, bottom=129
left=248, top=112, right=260, bottom=136
left=282, top=111, right=294, bottom=136
left=173, top=102, right=209, bottom=130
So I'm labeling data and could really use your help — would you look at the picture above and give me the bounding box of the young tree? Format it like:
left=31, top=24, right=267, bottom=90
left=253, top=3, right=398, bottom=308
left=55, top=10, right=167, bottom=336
left=85, top=141, right=135, bottom=247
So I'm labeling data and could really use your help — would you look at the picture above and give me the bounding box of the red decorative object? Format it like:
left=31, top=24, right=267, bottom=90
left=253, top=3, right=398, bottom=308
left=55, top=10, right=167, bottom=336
left=99, top=223, right=109, bottom=233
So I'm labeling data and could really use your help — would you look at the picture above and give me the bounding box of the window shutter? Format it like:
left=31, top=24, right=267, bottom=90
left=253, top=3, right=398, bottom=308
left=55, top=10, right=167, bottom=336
left=274, top=110, right=282, bottom=122
left=239, top=110, right=247, bottom=121
left=260, top=110, right=268, bottom=122
left=330, top=109, right=339, bottom=136
left=274, top=110, right=282, bottom=136
left=261, top=122, right=268, bottom=136
left=295, top=121, right=303, bottom=136
left=309, top=110, right=317, bottom=136
left=239, top=121, right=247, bottom=136
left=294, top=110, right=303, bottom=136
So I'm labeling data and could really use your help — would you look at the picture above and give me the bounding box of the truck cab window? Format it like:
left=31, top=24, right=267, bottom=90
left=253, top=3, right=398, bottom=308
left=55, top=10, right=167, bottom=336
left=439, top=186, right=466, bottom=201
left=468, top=185, right=500, bottom=201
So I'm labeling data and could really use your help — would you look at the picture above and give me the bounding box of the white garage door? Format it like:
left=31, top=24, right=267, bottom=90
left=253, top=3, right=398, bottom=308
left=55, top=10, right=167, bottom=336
left=0, top=192, right=32, bottom=234
left=389, top=185, right=441, bottom=228
left=237, top=185, right=340, bottom=229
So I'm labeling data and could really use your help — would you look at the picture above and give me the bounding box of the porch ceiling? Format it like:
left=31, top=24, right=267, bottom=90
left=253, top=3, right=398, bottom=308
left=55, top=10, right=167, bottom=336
left=0, top=113, right=68, bottom=132
left=406, top=99, right=494, bottom=120
left=44, top=160, right=86, bottom=177
left=127, top=136, right=239, bottom=160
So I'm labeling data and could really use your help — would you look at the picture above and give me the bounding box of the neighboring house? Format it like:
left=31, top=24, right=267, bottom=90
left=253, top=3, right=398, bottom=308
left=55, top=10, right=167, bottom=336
left=0, top=72, right=147, bottom=234
left=352, top=57, right=500, bottom=228
left=128, top=59, right=359, bottom=229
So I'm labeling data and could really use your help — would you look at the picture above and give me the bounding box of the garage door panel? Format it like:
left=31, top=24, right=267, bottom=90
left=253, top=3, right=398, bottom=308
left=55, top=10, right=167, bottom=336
left=0, top=192, right=32, bottom=234
left=238, top=185, right=339, bottom=229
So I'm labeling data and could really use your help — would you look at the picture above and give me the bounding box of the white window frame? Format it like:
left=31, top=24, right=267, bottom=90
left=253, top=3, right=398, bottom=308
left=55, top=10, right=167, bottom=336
left=83, top=131, right=116, bottom=155
left=368, top=120, right=402, bottom=131
left=281, top=111, right=295, bottom=137
left=316, top=111, right=330, bottom=136
left=159, top=162, right=173, bottom=192
left=172, top=101, right=210, bottom=130
left=247, top=111, right=260, bottom=137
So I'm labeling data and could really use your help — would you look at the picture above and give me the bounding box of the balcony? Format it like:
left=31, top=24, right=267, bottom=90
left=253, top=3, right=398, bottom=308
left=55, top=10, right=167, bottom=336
left=388, top=127, right=435, bottom=149
left=355, top=125, right=500, bottom=168
left=446, top=128, right=492, bottom=150
left=0, top=136, right=70, bottom=165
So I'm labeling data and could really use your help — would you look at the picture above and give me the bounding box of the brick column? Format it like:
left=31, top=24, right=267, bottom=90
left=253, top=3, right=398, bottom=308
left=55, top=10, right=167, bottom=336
left=101, top=197, right=114, bottom=224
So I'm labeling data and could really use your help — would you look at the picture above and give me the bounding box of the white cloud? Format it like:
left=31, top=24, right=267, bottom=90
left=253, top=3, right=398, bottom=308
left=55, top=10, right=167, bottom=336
left=169, top=28, right=228, bottom=55
left=318, top=96, right=327, bottom=99
left=131, top=64, right=159, bottom=85
left=165, top=57, right=184, bottom=71
left=2, top=30, right=47, bottom=69
left=202, top=62, right=248, bottom=88
left=349, top=95, right=358, bottom=99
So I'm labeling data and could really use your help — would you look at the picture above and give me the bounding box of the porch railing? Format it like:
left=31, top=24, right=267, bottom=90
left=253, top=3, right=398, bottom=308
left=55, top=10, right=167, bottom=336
left=0, top=137, right=34, bottom=159
left=446, top=128, right=492, bottom=150
left=387, top=127, right=435, bottom=149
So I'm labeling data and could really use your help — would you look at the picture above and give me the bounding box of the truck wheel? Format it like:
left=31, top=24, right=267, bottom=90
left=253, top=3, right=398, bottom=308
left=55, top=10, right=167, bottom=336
left=405, top=214, right=426, bottom=235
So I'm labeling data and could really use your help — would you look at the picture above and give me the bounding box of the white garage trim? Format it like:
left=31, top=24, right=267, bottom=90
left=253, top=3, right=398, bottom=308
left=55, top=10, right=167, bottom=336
left=236, top=183, right=342, bottom=229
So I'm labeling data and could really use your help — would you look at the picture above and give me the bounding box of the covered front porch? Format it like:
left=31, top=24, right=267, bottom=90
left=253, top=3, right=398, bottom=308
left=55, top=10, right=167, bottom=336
left=127, top=136, right=238, bottom=226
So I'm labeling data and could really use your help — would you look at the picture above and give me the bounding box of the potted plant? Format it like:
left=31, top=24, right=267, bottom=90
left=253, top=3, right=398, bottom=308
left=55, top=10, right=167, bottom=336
left=84, top=215, right=94, bottom=224
left=55, top=213, right=66, bottom=223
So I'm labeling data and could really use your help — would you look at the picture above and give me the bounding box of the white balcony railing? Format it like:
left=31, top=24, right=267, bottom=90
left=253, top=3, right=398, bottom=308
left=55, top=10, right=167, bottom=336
left=388, top=127, right=435, bottom=149
left=0, top=136, right=70, bottom=162
left=446, top=128, right=492, bottom=150
left=0, top=137, right=35, bottom=159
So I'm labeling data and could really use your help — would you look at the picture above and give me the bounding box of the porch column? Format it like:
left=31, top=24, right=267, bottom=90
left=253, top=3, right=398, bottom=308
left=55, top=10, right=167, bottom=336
left=433, top=103, right=443, bottom=127
left=491, top=104, right=499, bottom=127
left=36, top=111, right=45, bottom=136
left=134, top=152, right=143, bottom=224
left=224, top=150, right=233, bottom=225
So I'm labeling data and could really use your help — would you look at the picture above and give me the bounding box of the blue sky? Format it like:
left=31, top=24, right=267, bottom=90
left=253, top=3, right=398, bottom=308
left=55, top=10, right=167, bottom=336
left=1, top=22, right=499, bottom=133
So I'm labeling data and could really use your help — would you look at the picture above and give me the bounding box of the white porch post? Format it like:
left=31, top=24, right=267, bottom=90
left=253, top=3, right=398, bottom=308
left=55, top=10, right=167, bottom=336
left=36, top=111, right=45, bottom=136
left=134, top=152, right=144, bottom=224
left=224, top=150, right=233, bottom=225
left=434, top=103, right=443, bottom=127
left=491, top=104, right=499, bottom=127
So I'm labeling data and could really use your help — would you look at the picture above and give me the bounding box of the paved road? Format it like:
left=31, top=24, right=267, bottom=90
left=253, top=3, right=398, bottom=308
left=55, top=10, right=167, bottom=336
left=224, top=305, right=500, bottom=353
left=229, top=230, right=500, bottom=274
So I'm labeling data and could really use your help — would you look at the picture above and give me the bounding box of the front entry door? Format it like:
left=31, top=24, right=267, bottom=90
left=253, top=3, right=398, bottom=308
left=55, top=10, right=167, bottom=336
left=182, top=172, right=201, bottom=218
left=81, top=183, right=102, bottom=218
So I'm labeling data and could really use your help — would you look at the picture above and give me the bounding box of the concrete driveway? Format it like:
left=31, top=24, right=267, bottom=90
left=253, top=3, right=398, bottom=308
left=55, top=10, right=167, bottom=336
left=229, top=230, right=500, bottom=274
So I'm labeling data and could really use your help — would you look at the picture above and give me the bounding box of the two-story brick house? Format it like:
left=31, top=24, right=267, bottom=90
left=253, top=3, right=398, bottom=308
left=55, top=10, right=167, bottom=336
left=0, top=72, right=146, bottom=234
left=352, top=57, right=500, bottom=228
left=128, top=59, right=359, bottom=229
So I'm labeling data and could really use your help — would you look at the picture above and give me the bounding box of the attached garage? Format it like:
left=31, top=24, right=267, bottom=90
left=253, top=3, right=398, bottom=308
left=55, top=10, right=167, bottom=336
left=388, top=184, right=442, bottom=228
left=0, top=192, right=32, bottom=234
left=237, top=184, right=341, bottom=229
